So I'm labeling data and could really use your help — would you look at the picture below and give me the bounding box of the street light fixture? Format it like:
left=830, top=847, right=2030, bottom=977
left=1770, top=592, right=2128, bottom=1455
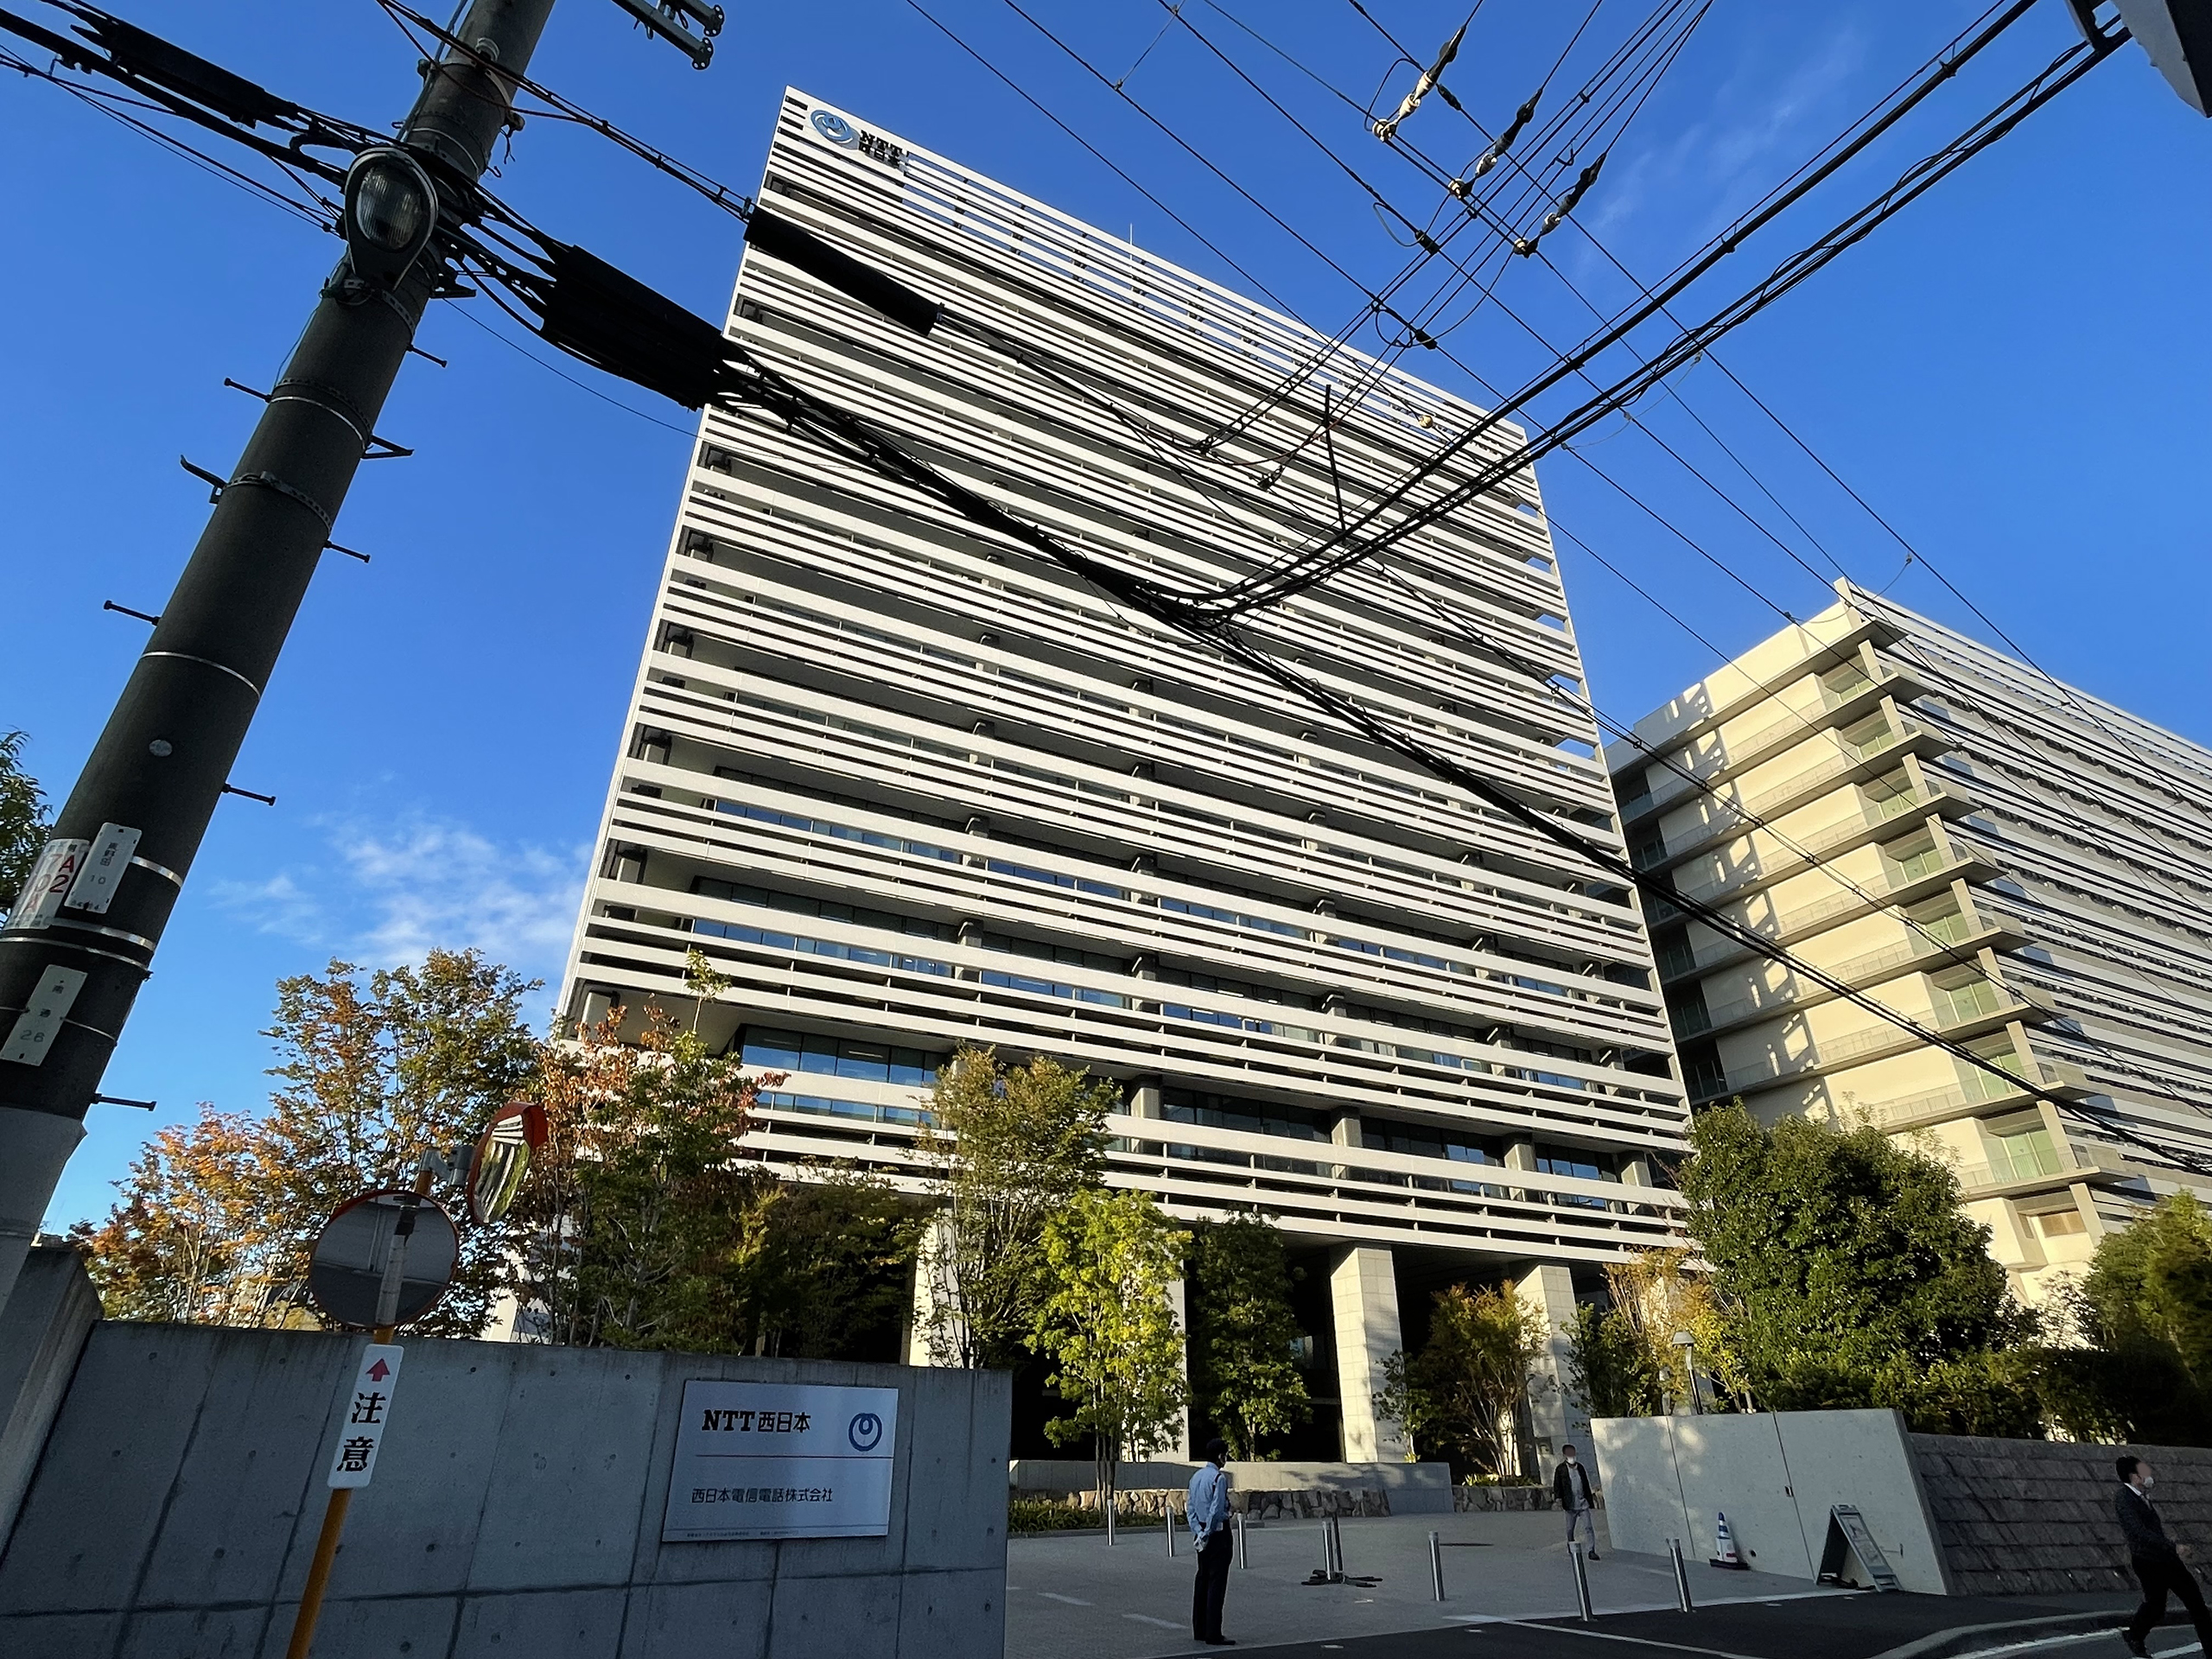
left=341, top=147, right=439, bottom=290
left=1670, top=1330, right=1700, bottom=1415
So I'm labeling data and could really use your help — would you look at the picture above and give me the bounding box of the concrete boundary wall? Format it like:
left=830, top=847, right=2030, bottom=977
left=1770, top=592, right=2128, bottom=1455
left=1592, top=1411, right=1951, bottom=1594
left=0, top=1246, right=99, bottom=1550
left=0, top=1321, right=1010, bottom=1659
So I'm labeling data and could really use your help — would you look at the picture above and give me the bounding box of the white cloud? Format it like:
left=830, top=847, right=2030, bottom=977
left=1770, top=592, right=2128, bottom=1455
left=212, top=814, right=588, bottom=990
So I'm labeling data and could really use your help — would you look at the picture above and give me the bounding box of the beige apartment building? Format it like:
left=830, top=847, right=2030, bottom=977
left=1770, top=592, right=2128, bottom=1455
left=1607, top=581, right=2212, bottom=1305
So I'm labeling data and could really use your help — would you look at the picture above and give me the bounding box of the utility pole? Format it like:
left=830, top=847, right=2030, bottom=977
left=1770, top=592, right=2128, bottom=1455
left=0, top=0, right=556, bottom=1313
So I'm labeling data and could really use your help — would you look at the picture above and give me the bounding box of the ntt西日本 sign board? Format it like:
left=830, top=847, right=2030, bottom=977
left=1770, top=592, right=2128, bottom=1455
left=662, top=1380, right=899, bottom=1541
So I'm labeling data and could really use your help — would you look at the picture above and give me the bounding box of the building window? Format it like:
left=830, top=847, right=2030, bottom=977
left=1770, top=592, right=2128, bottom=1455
left=2031, top=1207, right=2087, bottom=1238
left=1681, top=1041, right=1726, bottom=1098
left=740, top=1027, right=938, bottom=1087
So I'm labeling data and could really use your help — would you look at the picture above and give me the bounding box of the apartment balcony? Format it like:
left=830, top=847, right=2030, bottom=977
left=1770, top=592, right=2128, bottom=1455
left=1634, top=774, right=1975, bottom=896
left=1624, top=665, right=1932, bottom=827
left=1859, top=1058, right=2096, bottom=1131
left=1954, top=1138, right=2139, bottom=1201
left=1650, top=841, right=2003, bottom=988
left=1666, top=919, right=2033, bottom=1042
left=1683, top=982, right=2056, bottom=1108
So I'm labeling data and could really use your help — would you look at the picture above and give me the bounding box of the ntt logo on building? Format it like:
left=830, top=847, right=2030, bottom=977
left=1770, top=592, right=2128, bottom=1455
left=805, top=105, right=909, bottom=171
left=847, top=1411, right=883, bottom=1452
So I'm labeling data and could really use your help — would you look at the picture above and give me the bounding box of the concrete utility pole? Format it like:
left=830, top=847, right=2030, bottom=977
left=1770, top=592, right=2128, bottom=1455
left=0, top=0, right=556, bottom=1313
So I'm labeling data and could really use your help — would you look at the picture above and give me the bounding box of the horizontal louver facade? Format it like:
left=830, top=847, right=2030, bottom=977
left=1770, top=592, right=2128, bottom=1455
left=559, top=90, right=1689, bottom=1270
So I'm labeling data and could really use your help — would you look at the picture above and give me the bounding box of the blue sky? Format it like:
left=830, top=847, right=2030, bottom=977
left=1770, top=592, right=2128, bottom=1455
left=5, top=0, right=2207, bottom=1230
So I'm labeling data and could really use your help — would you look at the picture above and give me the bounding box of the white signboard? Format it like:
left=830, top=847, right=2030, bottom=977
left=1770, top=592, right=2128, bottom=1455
left=0, top=965, right=86, bottom=1067
left=327, top=1343, right=404, bottom=1489
left=64, top=823, right=142, bottom=914
left=663, top=1380, right=899, bottom=1541
left=10, top=838, right=87, bottom=931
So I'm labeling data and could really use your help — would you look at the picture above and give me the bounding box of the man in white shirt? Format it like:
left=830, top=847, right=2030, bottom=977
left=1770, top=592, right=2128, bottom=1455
left=1187, top=1437, right=1236, bottom=1646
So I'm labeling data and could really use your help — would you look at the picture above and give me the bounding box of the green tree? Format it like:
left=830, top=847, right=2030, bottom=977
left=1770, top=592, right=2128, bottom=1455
left=78, top=1109, right=298, bottom=1325
left=1031, top=1186, right=1190, bottom=1506
left=1602, top=1248, right=1752, bottom=1413
left=1187, top=1217, right=1311, bottom=1459
left=918, top=1047, right=1113, bottom=1368
left=521, top=1003, right=766, bottom=1351
left=1376, top=1283, right=1546, bottom=1478
left=1563, top=1300, right=1656, bottom=1421
left=79, top=950, right=541, bottom=1336
left=738, top=1171, right=923, bottom=1359
left=1679, top=1103, right=2036, bottom=1423
left=2037, top=1194, right=2212, bottom=1445
left=0, top=728, right=47, bottom=919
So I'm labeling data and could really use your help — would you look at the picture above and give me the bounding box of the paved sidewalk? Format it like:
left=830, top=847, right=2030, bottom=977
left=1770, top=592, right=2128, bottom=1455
left=1005, top=1509, right=1838, bottom=1659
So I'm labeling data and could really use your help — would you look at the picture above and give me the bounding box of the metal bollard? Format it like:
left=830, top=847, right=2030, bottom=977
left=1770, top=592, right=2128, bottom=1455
left=1105, top=1495, right=1116, bottom=1548
left=1166, top=1506, right=1177, bottom=1558
left=1236, top=1510, right=1248, bottom=1569
left=1570, top=1541, right=1594, bottom=1622
left=1669, top=1537, right=1694, bottom=1611
left=1429, top=1529, right=1445, bottom=1601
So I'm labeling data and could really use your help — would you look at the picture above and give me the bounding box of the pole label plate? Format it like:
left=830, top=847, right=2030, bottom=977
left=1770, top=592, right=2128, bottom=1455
left=662, top=1380, right=899, bottom=1541
left=1, top=965, right=88, bottom=1066
left=8, top=839, right=88, bottom=931
left=327, top=1343, right=404, bottom=1489
left=64, top=823, right=143, bottom=915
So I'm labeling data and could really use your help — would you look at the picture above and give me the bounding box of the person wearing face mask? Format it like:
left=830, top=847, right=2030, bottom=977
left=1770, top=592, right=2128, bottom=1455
left=1554, top=1443, right=1599, bottom=1560
left=2116, top=1455, right=2212, bottom=1657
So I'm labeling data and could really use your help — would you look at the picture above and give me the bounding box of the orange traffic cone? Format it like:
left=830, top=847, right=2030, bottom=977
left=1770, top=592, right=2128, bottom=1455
left=1710, top=1510, right=1749, bottom=1569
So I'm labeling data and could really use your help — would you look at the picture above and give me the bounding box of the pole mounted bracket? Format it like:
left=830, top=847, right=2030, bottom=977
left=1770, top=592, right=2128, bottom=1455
left=604, top=0, right=721, bottom=67
left=179, top=455, right=227, bottom=501
left=219, top=783, right=277, bottom=807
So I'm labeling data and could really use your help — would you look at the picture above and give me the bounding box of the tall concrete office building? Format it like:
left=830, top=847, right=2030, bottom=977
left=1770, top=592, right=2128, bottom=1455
left=560, top=92, right=1688, bottom=1459
left=1609, top=580, right=2212, bottom=1305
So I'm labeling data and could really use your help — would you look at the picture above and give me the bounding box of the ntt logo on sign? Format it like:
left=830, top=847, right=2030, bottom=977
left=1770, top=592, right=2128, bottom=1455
left=810, top=109, right=858, bottom=148
left=848, top=1412, right=884, bottom=1452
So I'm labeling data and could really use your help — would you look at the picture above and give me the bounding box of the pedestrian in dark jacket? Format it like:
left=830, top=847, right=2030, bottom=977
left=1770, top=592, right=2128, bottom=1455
left=2116, top=1454, right=2212, bottom=1658
left=1554, top=1443, right=1598, bottom=1559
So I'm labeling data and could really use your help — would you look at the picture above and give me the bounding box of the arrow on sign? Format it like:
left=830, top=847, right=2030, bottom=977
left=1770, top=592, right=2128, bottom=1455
left=367, top=1358, right=391, bottom=1382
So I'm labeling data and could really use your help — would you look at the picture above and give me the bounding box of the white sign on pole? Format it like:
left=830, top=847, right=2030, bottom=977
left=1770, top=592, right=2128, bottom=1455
left=327, top=1343, right=404, bottom=1489
left=64, top=823, right=143, bottom=915
left=10, top=838, right=87, bottom=931
left=662, top=1380, right=899, bottom=1541
left=0, top=965, right=87, bottom=1067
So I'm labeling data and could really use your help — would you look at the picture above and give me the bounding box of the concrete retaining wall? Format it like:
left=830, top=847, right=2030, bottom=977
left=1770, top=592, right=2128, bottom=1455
left=1592, top=1411, right=1951, bottom=1593
left=1910, top=1434, right=2212, bottom=1597
left=1596, top=1411, right=2212, bottom=1599
left=0, top=1245, right=99, bottom=1550
left=0, top=1320, right=1010, bottom=1658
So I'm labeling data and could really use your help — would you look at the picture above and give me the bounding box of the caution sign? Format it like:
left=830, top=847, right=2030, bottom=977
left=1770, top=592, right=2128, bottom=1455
left=327, top=1344, right=404, bottom=1489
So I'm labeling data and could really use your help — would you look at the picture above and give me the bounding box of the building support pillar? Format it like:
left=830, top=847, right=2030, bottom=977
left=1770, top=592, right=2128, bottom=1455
left=1516, top=1262, right=1584, bottom=1472
left=906, top=1215, right=960, bottom=1367
left=1330, top=1245, right=1409, bottom=1463
left=1166, top=1275, right=1193, bottom=1459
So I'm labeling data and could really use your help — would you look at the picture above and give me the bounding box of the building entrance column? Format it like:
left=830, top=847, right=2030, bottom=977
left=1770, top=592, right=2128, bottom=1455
left=1516, top=1262, right=1584, bottom=1471
left=1330, top=1245, right=1409, bottom=1462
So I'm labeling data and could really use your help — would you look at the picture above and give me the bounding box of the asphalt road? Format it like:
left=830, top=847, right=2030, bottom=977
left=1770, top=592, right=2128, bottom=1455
left=1209, top=1591, right=2174, bottom=1659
